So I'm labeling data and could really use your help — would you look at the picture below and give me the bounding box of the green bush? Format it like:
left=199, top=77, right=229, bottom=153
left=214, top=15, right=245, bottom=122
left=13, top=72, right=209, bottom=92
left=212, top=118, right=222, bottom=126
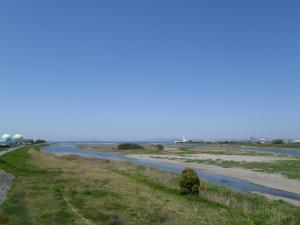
left=179, top=168, right=200, bottom=195
left=272, top=139, right=284, bottom=144
left=156, top=144, right=164, bottom=150
left=118, top=143, right=144, bottom=150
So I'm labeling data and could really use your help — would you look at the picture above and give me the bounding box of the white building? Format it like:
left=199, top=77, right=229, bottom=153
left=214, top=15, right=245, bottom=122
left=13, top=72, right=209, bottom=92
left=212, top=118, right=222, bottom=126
left=174, top=136, right=188, bottom=143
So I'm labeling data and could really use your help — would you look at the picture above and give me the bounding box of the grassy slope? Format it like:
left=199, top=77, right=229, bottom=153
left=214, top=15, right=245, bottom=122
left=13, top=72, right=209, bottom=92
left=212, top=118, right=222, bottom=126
left=0, top=146, right=80, bottom=225
left=0, top=146, right=299, bottom=225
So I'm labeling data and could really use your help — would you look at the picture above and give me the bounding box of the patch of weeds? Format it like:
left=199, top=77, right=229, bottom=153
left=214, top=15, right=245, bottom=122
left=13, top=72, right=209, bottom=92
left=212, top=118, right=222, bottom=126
left=40, top=209, right=74, bottom=224
left=82, top=189, right=113, bottom=198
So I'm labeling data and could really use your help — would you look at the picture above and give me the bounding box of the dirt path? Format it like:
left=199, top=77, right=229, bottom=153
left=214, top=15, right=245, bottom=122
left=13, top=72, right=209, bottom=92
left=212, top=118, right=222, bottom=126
left=64, top=197, right=94, bottom=225
left=0, top=146, right=23, bottom=156
left=127, top=155, right=300, bottom=195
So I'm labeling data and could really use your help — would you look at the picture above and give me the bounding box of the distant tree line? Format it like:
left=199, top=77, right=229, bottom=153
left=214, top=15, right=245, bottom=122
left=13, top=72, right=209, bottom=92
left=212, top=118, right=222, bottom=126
left=272, top=139, right=284, bottom=144
left=118, top=143, right=144, bottom=150
left=34, top=139, right=47, bottom=144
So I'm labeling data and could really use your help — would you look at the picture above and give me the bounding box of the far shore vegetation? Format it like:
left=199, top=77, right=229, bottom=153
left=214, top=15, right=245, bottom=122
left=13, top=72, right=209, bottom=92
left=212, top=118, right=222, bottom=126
left=118, top=143, right=144, bottom=150
left=174, top=139, right=300, bottom=149
left=209, top=140, right=300, bottom=149
left=79, top=143, right=165, bottom=154
left=0, top=146, right=300, bottom=225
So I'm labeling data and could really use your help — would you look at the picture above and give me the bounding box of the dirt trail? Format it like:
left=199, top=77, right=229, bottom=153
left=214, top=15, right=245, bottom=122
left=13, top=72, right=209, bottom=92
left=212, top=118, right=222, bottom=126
left=64, top=197, right=94, bottom=225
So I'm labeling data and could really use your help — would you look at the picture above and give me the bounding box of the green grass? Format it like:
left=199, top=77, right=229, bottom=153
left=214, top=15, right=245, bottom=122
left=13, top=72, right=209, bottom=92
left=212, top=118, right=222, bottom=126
left=0, top=146, right=300, bottom=225
left=186, top=159, right=300, bottom=180
left=0, top=147, right=36, bottom=176
left=0, top=146, right=78, bottom=225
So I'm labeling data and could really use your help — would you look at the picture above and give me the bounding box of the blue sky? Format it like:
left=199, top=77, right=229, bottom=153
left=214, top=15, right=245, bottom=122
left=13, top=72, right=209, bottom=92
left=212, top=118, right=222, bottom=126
left=0, top=0, right=299, bottom=141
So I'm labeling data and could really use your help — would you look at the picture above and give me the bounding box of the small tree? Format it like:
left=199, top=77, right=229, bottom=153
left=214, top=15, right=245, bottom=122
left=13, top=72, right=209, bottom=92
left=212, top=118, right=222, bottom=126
left=179, top=168, right=200, bottom=195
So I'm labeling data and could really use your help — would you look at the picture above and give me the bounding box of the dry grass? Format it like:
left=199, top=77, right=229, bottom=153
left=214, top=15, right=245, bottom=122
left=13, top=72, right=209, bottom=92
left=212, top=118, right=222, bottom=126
left=1, top=147, right=300, bottom=225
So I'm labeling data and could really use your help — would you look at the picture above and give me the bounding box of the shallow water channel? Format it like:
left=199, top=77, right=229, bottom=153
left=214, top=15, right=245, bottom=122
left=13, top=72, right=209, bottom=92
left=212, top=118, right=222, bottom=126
left=42, top=144, right=300, bottom=202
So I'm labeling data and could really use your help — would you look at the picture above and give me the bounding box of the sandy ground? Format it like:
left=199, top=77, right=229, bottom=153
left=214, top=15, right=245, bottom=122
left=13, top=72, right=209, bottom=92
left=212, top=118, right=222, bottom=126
left=126, top=155, right=300, bottom=196
left=142, top=153, right=291, bottom=162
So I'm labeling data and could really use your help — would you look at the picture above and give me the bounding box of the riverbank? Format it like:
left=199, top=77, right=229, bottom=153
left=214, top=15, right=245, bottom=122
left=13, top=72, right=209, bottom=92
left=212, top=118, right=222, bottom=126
left=1, top=146, right=300, bottom=224
left=126, top=155, right=300, bottom=198
left=59, top=144, right=300, bottom=202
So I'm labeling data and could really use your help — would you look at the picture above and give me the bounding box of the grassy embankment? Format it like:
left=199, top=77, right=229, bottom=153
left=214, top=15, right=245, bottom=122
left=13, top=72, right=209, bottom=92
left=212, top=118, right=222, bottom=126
left=185, top=159, right=300, bottom=180
left=0, top=146, right=300, bottom=225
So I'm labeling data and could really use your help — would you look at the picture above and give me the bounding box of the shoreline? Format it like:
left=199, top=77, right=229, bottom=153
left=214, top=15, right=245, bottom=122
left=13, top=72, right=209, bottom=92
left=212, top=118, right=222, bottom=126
left=126, top=154, right=300, bottom=196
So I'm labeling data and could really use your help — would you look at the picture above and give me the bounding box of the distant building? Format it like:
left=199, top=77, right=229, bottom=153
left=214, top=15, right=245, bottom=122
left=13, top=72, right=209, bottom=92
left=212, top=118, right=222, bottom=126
left=174, top=136, right=188, bottom=143
left=0, top=133, right=34, bottom=147
left=24, top=139, right=34, bottom=145
left=292, top=140, right=300, bottom=143
left=0, top=134, right=12, bottom=147
left=1, top=134, right=11, bottom=142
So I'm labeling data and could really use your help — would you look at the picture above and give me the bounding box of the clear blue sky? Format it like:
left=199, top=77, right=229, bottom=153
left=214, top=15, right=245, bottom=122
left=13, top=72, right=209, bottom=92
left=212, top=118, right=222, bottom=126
left=1, top=0, right=299, bottom=141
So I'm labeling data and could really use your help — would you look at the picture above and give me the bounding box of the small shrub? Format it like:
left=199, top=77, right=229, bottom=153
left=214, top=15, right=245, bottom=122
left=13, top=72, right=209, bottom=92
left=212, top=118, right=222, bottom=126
left=118, top=143, right=144, bottom=150
left=156, top=144, right=164, bottom=150
left=179, top=168, right=200, bottom=195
